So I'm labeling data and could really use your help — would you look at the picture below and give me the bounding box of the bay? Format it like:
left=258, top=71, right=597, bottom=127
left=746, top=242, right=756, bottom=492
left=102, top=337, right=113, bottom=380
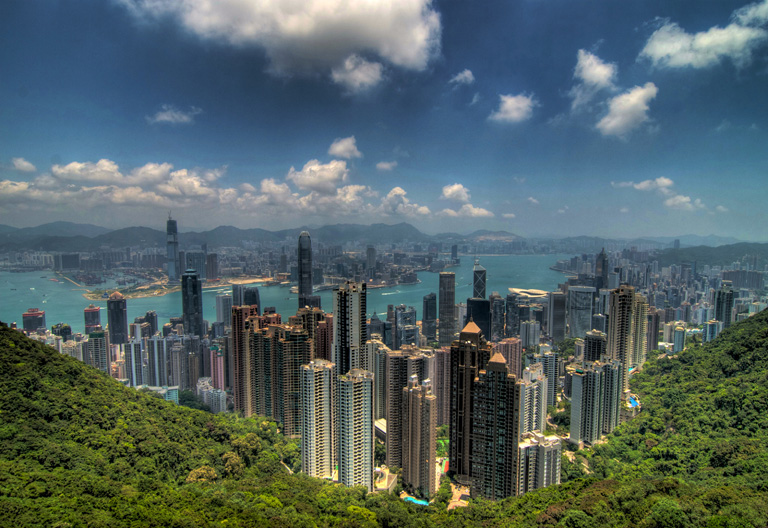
left=0, top=255, right=569, bottom=334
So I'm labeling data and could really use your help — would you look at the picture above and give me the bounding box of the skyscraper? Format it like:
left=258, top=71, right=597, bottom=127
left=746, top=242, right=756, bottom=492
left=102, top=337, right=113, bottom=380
left=547, top=292, right=566, bottom=343
left=466, top=297, right=491, bottom=340
left=715, top=281, right=734, bottom=329
left=215, top=294, right=233, bottom=325
left=473, top=259, right=487, bottom=299
left=338, top=369, right=374, bottom=491
left=107, top=291, right=128, bottom=346
left=607, top=285, right=634, bottom=392
left=517, top=363, right=548, bottom=434
left=84, top=304, right=101, bottom=333
left=471, top=351, right=520, bottom=500
left=569, top=359, right=623, bottom=445
left=301, top=359, right=336, bottom=479
left=517, top=432, right=561, bottom=495
left=595, top=248, right=609, bottom=291
left=449, top=321, right=492, bottom=485
left=166, top=214, right=180, bottom=283
left=631, top=294, right=649, bottom=368
left=298, top=231, right=313, bottom=309
left=84, top=330, right=109, bottom=373
left=584, top=330, right=607, bottom=362
left=438, top=272, right=456, bottom=346
left=402, top=376, right=438, bottom=497
left=566, top=286, right=595, bottom=339
left=385, top=346, right=431, bottom=469
left=232, top=305, right=259, bottom=412
left=490, top=292, right=505, bottom=342
left=333, top=281, right=368, bottom=375
left=422, top=292, right=437, bottom=342
left=182, top=269, right=204, bottom=338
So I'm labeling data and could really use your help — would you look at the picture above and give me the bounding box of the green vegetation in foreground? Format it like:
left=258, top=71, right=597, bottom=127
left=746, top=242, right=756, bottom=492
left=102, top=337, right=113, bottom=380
left=2, top=311, right=768, bottom=527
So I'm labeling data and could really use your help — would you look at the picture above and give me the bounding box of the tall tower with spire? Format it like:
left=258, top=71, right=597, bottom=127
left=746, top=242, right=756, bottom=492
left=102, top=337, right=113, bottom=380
left=166, top=213, right=180, bottom=283
left=298, top=231, right=313, bottom=309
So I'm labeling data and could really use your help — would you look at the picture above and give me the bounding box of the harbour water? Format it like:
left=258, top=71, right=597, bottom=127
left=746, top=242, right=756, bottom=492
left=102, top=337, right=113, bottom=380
left=1, top=254, right=569, bottom=334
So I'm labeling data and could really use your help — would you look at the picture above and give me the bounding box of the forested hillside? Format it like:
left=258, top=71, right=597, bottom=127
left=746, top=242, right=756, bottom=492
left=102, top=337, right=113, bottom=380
left=2, top=313, right=768, bottom=527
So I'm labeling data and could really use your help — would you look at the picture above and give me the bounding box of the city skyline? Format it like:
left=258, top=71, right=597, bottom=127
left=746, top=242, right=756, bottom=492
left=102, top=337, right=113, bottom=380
left=2, top=1, right=767, bottom=239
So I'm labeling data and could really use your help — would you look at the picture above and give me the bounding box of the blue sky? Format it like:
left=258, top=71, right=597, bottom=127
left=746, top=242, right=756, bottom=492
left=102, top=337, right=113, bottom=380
left=1, top=0, right=767, bottom=239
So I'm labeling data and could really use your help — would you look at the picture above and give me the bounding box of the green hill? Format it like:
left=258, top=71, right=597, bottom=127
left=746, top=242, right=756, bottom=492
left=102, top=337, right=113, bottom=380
left=2, top=311, right=768, bottom=527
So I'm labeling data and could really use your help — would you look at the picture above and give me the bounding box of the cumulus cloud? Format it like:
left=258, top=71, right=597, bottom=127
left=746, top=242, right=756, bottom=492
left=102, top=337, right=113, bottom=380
left=715, top=205, right=730, bottom=213
left=286, top=159, right=349, bottom=194
left=611, top=177, right=713, bottom=212
left=640, top=1, right=768, bottom=70
left=570, top=49, right=617, bottom=109
left=527, top=196, right=539, bottom=205
left=596, top=83, right=658, bottom=138
left=118, top=0, right=441, bottom=86
left=146, top=104, right=202, bottom=125
left=620, top=207, right=630, bottom=213
left=376, top=161, right=397, bottom=171
left=328, top=136, right=363, bottom=159
left=52, top=159, right=123, bottom=183
left=664, top=194, right=706, bottom=211
left=378, top=187, right=430, bottom=217
left=12, top=157, right=36, bottom=172
left=440, top=183, right=470, bottom=203
left=439, top=204, right=494, bottom=218
left=502, top=212, right=516, bottom=219
left=331, top=55, right=384, bottom=92
left=449, top=69, right=475, bottom=85
left=489, top=93, right=537, bottom=123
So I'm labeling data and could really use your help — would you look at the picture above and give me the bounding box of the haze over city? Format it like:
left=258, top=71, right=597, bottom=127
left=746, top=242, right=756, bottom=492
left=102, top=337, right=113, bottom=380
left=2, top=0, right=767, bottom=239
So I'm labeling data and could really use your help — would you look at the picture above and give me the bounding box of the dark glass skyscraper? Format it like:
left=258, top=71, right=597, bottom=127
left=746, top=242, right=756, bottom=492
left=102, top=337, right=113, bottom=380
left=182, top=269, right=204, bottom=338
left=438, top=272, right=456, bottom=346
left=298, top=231, right=313, bottom=309
left=107, top=291, right=128, bottom=345
left=422, top=292, right=437, bottom=342
left=166, top=214, right=180, bottom=283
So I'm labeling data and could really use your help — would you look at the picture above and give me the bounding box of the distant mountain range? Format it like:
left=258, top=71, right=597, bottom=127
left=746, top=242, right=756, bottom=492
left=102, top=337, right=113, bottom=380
left=0, top=221, right=756, bottom=253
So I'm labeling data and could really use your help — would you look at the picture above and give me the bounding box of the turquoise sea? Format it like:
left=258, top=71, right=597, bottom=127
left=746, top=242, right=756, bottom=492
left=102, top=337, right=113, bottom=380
left=0, top=255, right=569, bottom=334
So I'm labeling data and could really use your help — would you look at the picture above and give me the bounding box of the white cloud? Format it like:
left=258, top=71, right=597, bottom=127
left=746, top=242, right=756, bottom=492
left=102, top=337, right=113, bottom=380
left=596, top=82, right=658, bottom=138
left=527, top=196, right=539, bottom=205
left=512, top=177, right=526, bottom=184
left=376, top=161, right=398, bottom=171
left=620, top=207, right=629, bottom=213
left=328, top=136, right=362, bottom=159
left=331, top=55, right=384, bottom=92
left=735, top=0, right=768, bottom=26
left=470, top=93, right=480, bottom=105
left=633, top=176, right=674, bottom=195
left=118, top=0, right=441, bottom=79
left=664, top=194, right=706, bottom=211
left=640, top=0, right=768, bottom=70
left=449, top=69, right=475, bottom=85
left=378, top=187, right=430, bottom=217
left=612, top=177, right=713, bottom=213
left=286, top=159, right=349, bottom=194
left=489, top=93, right=537, bottom=123
left=12, top=157, right=36, bottom=172
left=439, top=204, right=493, bottom=218
left=146, top=104, right=202, bottom=124
left=502, top=212, right=516, bottom=219
left=557, top=206, right=569, bottom=214
left=715, top=205, right=729, bottom=213
left=440, top=183, right=470, bottom=203
left=52, top=159, right=123, bottom=183
left=570, top=49, right=617, bottom=109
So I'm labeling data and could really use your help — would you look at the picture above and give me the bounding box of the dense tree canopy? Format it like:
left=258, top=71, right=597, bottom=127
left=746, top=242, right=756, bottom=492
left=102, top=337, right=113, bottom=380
left=2, top=311, right=768, bottom=526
